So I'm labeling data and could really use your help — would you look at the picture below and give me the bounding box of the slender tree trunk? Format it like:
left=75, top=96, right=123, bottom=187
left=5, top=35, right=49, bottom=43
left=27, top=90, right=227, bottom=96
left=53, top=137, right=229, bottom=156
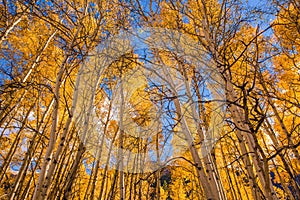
left=63, top=142, right=85, bottom=199
left=159, top=61, right=218, bottom=199
left=119, top=74, right=125, bottom=200
left=98, top=127, right=119, bottom=200
left=0, top=103, right=34, bottom=185
left=220, top=144, right=238, bottom=200
left=225, top=80, right=278, bottom=200
left=9, top=99, right=53, bottom=200
left=181, top=63, right=226, bottom=200
left=33, top=56, right=68, bottom=200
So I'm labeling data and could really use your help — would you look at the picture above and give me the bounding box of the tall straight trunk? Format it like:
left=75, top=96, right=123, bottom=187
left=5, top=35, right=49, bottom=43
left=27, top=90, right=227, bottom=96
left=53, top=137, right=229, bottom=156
left=33, top=6, right=92, bottom=195
left=63, top=142, right=85, bottom=199
left=159, top=63, right=218, bottom=199
left=87, top=151, right=101, bottom=200
left=119, top=75, right=125, bottom=200
left=260, top=123, right=297, bottom=200
left=194, top=4, right=278, bottom=195
left=180, top=63, right=226, bottom=200
left=225, top=80, right=278, bottom=200
left=41, top=60, right=85, bottom=198
left=9, top=99, right=53, bottom=200
left=156, top=131, right=161, bottom=200
left=89, top=101, right=113, bottom=200
left=19, top=143, right=44, bottom=200
left=108, top=169, right=119, bottom=200
left=0, top=103, right=35, bottom=185
left=98, top=127, right=120, bottom=200
left=263, top=118, right=300, bottom=198
left=257, top=65, right=300, bottom=162
left=53, top=132, right=77, bottom=199
left=220, top=144, right=239, bottom=200
left=32, top=56, right=68, bottom=200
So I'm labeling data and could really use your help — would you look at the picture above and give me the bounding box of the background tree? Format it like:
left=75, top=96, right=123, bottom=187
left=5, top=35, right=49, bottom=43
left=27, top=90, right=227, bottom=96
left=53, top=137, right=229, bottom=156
left=1, top=0, right=300, bottom=200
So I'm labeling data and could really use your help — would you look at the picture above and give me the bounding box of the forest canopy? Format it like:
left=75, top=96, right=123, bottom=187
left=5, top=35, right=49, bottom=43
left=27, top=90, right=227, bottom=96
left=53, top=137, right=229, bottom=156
left=0, top=0, right=300, bottom=199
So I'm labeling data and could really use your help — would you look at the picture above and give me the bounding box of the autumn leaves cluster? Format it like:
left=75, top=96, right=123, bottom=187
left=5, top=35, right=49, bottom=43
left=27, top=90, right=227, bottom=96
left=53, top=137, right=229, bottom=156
left=0, top=0, right=300, bottom=199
